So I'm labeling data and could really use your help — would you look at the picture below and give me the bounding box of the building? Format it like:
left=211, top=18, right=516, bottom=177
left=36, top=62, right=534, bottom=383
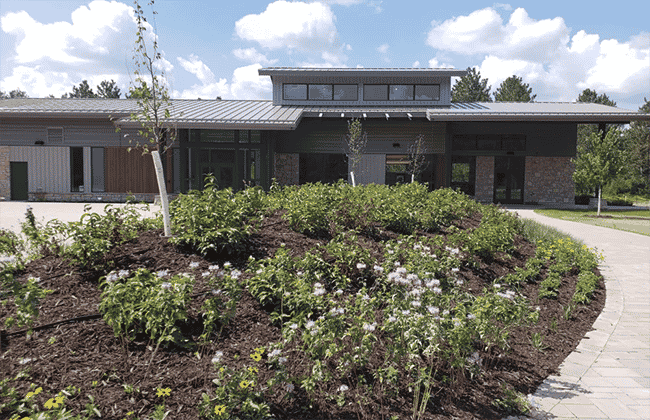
left=1, top=67, right=648, bottom=205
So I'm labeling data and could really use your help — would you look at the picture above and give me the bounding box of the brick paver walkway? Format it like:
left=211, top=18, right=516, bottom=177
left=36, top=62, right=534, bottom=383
left=507, top=209, right=650, bottom=420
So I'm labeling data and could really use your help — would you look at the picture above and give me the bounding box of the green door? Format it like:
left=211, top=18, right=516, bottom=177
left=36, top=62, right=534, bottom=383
left=10, top=162, right=29, bottom=200
left=195, top=149, right=236, bottom=190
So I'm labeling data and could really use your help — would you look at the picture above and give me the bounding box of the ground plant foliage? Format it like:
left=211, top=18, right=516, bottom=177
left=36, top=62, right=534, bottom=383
left=1, top=180, right=605, bottom=420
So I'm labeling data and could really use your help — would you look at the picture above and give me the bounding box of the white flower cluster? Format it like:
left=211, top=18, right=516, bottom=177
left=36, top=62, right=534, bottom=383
left=106, top=269, right=130, bottom=283
left=362, top=322, right=376, bottom=332
left=211, top=351, right=223, bottom=364
left=0, top=256, right=17, bottom=264
left=189, top=261, right=200, bottom=269
left=329, top=307, right=345, bottom=316
left=313, top=282, right=326, bottom=296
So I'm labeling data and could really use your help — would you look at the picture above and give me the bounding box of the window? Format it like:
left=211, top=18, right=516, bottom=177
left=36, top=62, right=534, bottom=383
left=363, top=85, right=388, bottom=101
left=415, top=85, right=440, bottom=101
left=452, top=135, right=476, bottom=151
left=333, top=85, right=357, bottom=101
left=70, top=147, right=84, bottom=192
left=91, top=147, right=104, bottom=192
left=283, top=84, right=307, bottom=100
left=451, top=156, right=475, bottom=196
left=299, top=154, right=348, bottom=184
left=47, top=127, right=63, bottom=144
left=451, top=163, right=470, bottom=183
left=389, top=85, right=414, bottom=101
left=452, top=134, right=527, bottom=152
left=200, top=130, right=234, bottom=143
left=476, top=135, right=500, bottom=151
left=308, top=84, right=333, bottom=100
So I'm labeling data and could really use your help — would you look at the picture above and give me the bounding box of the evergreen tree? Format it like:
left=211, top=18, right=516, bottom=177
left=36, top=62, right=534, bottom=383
left=493, top=75, right=536, bottom=102
left=97, top=79, right=121, bottom=98
left=1, top=89, right=28, bottom=98
left=68, top=80, right=97, bottom=98
left=451, top=67, right=492, bottom=102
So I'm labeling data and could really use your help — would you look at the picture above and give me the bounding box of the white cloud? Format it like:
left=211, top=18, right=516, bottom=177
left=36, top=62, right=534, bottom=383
left=493, top=3, right=513, bottom=11
left=177, top=54, right=215, bottom=85
left=377, top=44, right=389, bottom=54
left=230, top=64, right=272, bottom=100
left=412, top=61, right=420, bottom=68
left=0, top=0, right=173, bottom=97
left=428, top=7, right=649, bottom=105
left=428, top=58, right=455, bottom=69
left=235, top=1, right=340, bottom=53
left=232, top=48, right=278, bottom=65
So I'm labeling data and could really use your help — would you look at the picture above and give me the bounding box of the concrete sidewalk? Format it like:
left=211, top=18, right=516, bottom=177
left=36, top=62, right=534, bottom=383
left=0, top=201, right=161, bottom=236
left=509, top=210, right=650, bottom=420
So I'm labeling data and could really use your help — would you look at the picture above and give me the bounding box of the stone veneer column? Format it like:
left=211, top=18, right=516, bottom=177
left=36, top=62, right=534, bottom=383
left=525, top=156, right=575, bottom=204
left=0, top=147, right=10, bottom=200
left=474, top=156, right=494, bottom=203
left=273, top=153, right=300, bottom=186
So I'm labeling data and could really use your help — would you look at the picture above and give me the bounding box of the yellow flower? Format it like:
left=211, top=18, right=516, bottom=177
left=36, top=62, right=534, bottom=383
left=26, top=387, right=42, bottom=398
left=214, top=405, right=226, bottom=416
left=239, top=380, right=251, bottom=389
left=255, top=347, right=265, bottom=354
left=156, top=387, right=171, bottom=397
left=250, top=353, right=262, bottom=362
left=44, top=398, right=59, bottom=409
left=248, top=366, right=259, bottom=374
left=55, top=396, right=64, bottom=405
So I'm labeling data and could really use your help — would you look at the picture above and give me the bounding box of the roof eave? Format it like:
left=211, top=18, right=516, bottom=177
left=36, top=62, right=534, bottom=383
left=114, top=120, right=299, bottom=131
left=426, top=112, right=650, bottom=123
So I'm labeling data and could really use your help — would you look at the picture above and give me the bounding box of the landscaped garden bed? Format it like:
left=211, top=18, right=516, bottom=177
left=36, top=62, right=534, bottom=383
left=1, top=179, right=605, bottom=419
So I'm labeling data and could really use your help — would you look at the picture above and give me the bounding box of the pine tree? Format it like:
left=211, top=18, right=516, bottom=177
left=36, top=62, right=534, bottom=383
left=451, top=67, right=492, bottom=102
left=493, top=75, right=536, bottom=102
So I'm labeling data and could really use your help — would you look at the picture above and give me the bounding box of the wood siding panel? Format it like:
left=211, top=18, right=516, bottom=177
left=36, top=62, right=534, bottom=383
left=105, top=148, right=158, bottom=193
left=9, top=146, right=69, bottom=193
left=276, top=118, right=438, bottom=155
left=351, top=154, right=385, bottom=185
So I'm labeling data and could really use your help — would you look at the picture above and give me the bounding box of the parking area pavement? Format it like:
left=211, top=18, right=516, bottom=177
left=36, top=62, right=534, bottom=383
left=0, top=201, right=161, bottom=236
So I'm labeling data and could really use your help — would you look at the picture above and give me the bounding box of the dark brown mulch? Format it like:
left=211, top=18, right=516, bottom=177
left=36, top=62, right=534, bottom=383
left=0, top=210, right=605, bottom=420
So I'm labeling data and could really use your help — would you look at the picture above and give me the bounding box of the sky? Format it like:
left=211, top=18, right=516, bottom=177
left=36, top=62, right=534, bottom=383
left=1, top=0, right=648, bottom=110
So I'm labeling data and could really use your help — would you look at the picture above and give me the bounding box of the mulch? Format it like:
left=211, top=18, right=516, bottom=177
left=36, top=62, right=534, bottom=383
left=0, top=209, right=605, bottom=419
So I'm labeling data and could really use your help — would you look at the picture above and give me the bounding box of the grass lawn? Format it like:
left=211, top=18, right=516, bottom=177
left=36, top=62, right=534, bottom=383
left=535, top=209, right=650, bottom=236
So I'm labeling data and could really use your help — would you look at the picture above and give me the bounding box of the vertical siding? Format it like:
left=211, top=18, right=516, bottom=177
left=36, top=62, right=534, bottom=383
left=9, top=146, right=69, bottom=193
left=431, top=122, right=446, bottom=154
left=351, top=154, right=385, bottom=185
left=83, top=147, right=92, bottom=193
left=105, top=147, right=158, bottom=193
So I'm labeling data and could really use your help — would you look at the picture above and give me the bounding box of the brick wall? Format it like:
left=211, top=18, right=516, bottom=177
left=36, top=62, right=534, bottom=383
left=525, top=156, right=575, bottom=204
left=274, top=153, right=299, bottom=186
left=0, top=147, right=9, bottom=199
left=475, top=156, right=494, bottom=203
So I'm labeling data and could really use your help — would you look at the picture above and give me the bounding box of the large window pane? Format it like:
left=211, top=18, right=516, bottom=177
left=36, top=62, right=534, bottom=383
left=389, top=85, right=414, bottom=101
left=201, top=130, right=234, bottom=143
left=91, top=147, right=104, bottom=192
left=476, top=135, right=500, bottom=151
left=452, top=135, right=476, bottom=151
left=501, top=135, right=526, bottom=151
left=363, top=85, right=388, bottom=101
left=333, top=85, right=357, bottom=101
left=283, top=84, right=307, bottom=100
left=451, top=163, right=470, bottom=183
left=415, top=85, right=440, bottom=101
left=299, top=153, right=347, bottom=184
left=308, top=84, right=333, bottom=100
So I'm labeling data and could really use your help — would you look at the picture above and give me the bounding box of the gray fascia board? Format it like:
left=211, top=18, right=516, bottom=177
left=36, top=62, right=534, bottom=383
left=114, top=119, right=298, bottom=131
left=259, top=68, right=468, bottom=78
left=426, top=111, right=650, bottom=123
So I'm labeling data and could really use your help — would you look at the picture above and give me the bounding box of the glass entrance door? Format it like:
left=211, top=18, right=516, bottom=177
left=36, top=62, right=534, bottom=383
left=494, top=156, right=524, bottom=204
left=196, top=149, right=235, bottom=190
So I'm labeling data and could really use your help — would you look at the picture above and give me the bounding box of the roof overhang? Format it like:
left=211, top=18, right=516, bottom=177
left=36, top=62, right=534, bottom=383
left=259, top=67, right=468, bottom=78
left=425, top=111, right=650, bottom=123
left=114, top=119, right=300, bottom=131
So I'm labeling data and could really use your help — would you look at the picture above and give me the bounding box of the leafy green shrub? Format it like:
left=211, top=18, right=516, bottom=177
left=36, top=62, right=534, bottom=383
left=573, top=271, right=600, bottom=304
left=99, top=268, right=194, bottom=346
left=200, top=267, right=242, bottom=342
left=2, top=274, right=52, bottom=330
left=170, top=175, right=265, bottom=255
left=538, top=272, right=561, bottom=299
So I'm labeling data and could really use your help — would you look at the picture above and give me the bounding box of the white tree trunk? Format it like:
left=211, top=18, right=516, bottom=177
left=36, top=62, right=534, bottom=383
left=597, top=185, right=602, bottom=217
left=350, top=171, right=356, bottom=187
left=152, top=150, right=172, bottom=237
left=411, top=173, right=415, bottom=183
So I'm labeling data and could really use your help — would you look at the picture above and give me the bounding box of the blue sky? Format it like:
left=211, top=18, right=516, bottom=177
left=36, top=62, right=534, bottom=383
left=1, top=0, right=648, bottom=110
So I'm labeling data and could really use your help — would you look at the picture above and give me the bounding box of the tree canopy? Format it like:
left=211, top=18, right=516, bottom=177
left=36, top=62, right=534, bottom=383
left=451, top=67, right=492, bottom=103
left=97, top=80, right=121, bottom=98
left=0, top=89, right=28, bottom=99
left=493, top=75, right=536, bottom=102
left=64, top=79, right=122, bottom=98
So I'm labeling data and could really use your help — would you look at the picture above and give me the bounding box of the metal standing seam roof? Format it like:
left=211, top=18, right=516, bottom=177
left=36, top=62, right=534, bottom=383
left=427, top=102, right=650, bottom=122
left=2, top=98, right=648, bottom=127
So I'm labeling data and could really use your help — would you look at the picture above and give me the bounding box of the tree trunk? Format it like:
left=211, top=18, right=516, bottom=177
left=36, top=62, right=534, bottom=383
left=597, top=185, right=602, bottom=216
left=152, top=150, right=172, bottom=237
left=350, top=171, right=356, bottom=187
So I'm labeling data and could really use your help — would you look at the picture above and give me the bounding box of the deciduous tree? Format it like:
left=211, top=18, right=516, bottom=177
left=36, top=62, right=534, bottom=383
left=125, top=0, right=175, bottom=236
left=1, top=89, right=28, bottom=98
left=573, top=128, right=623, bottom=215
left=493, top=75, right=536, bottom=102
left=344, top=118, right=368, bottom=186
left=451, top=67, right=492, bottom=102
